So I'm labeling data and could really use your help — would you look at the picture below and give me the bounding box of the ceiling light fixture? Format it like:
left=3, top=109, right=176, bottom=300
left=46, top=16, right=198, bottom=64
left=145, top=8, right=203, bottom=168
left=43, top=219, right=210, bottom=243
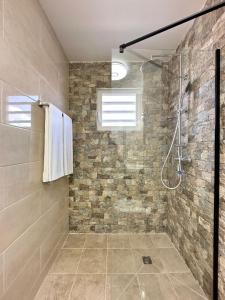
left=111, top=62, right=128, bottom=81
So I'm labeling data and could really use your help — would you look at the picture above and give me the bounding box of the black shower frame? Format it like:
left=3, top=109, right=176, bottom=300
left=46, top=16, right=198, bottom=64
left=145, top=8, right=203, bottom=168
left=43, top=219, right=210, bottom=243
left=119, top=2, right=224, bottom=299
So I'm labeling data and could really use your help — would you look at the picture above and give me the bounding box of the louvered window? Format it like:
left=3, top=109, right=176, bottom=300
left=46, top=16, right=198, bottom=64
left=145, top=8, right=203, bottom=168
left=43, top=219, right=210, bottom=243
left=97, top=89, right=142, bottom=131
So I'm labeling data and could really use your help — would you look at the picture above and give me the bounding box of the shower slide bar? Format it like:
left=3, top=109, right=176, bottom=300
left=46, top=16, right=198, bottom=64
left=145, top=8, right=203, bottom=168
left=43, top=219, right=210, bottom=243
left=119, top=1, right=225, bottom=53
left=119, top=3, right=224, bottom=300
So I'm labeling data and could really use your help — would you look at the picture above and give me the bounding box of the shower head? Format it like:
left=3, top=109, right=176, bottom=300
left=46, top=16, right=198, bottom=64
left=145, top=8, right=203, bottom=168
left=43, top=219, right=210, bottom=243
left=120, top=49, right=188, bottom=80
left=140, top=59, right=163, bottom=73
left=124, top=49, right=164, bottom=72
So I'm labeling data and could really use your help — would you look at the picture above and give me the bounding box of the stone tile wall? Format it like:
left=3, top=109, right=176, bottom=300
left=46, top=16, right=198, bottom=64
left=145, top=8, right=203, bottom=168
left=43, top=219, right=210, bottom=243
left=165, top=0, right=225, bottom=298
left=69, top=62, right=168, bottom=233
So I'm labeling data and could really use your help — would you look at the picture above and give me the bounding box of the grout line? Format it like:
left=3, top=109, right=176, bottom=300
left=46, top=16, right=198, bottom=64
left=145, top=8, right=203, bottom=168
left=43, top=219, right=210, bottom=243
left=62, top=246, right=174, bottom=250
left=83, top=234, right=88, bottom=248
left=2, top=252, right=6, bottom=294
left=136, top=272, right=143, bottom=300
left=46, top=271, right=194, bottom=275
left=67, top=233, right=147, bottom=236
left=0, top=187, right=43, bottom=214
left=0, top=160, right=42, bottom=169
left=0, top=158, right=43, bottom=169
left=166, top=274, right=180, bottom=300
left=62, top=247, right=85, bottom=249
left=33, top=234, right=67, bottom=299
left=169, top=273, right=208, bottom=299
left=116, top=274, right=140, bottom=300
left=113, top=236, right=143, bottom=300
left=2, top=0, right=4, bottom=40
left=49, top=272, right=106, bottom=275
left=67, top=234, right=86, bottom=300
left=3, top=249, right=41, bottom=299
left=48, top=241, right=66, bottom=275
left=41, top=226, right=67, bottom=270
left=1, top=188, right=61, bottom=258
left=129, top=236, right=142, bottom=300
left=105, top=234, right=108, bottom=300
left=61, top=234, right=69, bottom=249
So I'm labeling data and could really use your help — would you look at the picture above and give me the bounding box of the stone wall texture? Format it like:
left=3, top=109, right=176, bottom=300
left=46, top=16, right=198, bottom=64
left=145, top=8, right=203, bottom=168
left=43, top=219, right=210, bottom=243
left=68, top=0, right=225, bottom=298
left=69, top=62, right=169, bottom=233
left=165, top=0, right=225, bottom=299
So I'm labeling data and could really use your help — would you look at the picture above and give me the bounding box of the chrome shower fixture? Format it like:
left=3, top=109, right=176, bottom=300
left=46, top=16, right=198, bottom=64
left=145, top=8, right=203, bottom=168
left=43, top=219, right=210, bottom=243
left=160, top=54, right=191, bottom=190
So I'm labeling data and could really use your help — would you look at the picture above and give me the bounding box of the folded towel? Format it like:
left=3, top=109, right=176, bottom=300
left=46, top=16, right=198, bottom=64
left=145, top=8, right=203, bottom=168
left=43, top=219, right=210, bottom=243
left=63, top=113, right=73, bottom=175
left=43, top=104, right=64, bottom=182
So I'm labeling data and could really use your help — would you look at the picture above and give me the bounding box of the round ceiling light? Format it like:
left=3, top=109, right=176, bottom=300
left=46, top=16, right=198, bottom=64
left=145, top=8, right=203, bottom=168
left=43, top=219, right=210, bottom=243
left=112, top=62, right=128, bottom=81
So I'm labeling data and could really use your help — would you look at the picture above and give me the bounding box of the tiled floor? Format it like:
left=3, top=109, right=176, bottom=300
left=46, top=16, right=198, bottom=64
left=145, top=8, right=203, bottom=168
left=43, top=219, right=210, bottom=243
left=35, top=233, right=208, bottom=300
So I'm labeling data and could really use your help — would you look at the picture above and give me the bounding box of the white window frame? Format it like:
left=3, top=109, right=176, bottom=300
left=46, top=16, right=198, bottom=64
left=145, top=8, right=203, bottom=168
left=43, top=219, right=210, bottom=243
left=97, top=88, right=143, bottom=131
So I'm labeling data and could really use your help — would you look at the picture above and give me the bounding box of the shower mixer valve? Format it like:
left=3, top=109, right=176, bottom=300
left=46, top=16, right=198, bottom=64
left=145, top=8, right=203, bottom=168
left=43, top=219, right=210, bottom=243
left=176, top=170, right=185, bottom=176
left=175, top=157, right=192, bottom=163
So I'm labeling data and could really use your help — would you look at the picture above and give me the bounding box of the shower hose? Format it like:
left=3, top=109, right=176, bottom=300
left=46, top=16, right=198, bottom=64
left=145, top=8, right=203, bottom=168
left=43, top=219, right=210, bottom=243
left=160, top=110, right=182, bottom=190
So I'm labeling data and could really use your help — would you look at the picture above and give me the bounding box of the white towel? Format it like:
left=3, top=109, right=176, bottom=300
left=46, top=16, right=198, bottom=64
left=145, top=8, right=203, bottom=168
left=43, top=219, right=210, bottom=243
left=43, top=104, right=64, bottom=182
left=63, top=113, right=73, bottom=175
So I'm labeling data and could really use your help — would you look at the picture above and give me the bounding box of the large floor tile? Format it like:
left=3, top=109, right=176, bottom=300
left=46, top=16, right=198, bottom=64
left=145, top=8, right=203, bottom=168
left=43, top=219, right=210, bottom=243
left=108, top=234, right=130, bottom=249
left=138, top=274, right=178, bottom=300
left=107, top=249, right=136, bottom=274
left=169, top=273, right=207, bottom=300
left=84, top=234, right=107, bottom=248
left=63, top=234, right=86, bottom=248
left=77, top=249, right=106, bottom=273
left=34, top=234, right=208, bottom=300
left=34, top=274, right=74, bottom=300
left=129, top=235, right=154, bottom=249
left=50, top=249, right=82, bottom=274
left=132, top=249, right=165, bottom=274
left=150, top=234, right=174, bottom=248
left=158, top=248, right=190, bottom=273
left=106, top=274, right=140, bottom=300
left=69, top=274, right=106, bottom=300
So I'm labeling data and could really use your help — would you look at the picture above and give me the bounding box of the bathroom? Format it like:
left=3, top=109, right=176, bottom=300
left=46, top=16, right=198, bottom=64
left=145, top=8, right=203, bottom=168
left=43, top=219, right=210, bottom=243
left=0, top=0, right=224, bottom=299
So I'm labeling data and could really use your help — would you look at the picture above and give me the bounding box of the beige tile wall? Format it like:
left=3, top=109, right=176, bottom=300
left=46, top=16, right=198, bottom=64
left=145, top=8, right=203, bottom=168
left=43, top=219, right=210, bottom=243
left=0, top=0, right=69, bottom=299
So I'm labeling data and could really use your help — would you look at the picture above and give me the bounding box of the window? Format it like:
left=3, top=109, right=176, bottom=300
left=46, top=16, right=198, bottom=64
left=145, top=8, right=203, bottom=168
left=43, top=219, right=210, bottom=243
left=6, top=95, right=34, bottom=128
left=97, top=89, right=142, bottom=131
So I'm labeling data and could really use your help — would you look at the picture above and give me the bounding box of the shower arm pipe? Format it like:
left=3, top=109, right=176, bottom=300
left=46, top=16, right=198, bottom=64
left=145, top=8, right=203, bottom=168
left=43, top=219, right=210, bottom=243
left=119, top=1, right=225, bottom=53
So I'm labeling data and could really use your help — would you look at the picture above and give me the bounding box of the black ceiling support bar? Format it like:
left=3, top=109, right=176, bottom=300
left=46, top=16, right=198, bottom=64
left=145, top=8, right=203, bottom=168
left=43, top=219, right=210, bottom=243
left=213, top=49, right=221, bottom=300
left=119, top=1, right=225, bottom=53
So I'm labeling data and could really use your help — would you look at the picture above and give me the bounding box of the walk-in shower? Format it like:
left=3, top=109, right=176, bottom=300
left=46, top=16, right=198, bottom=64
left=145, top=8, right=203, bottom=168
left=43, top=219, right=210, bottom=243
left=111, top=47, right=217, bottom=298
left=115, top=3, right=225, bottom=299
left=112, top=1, right=225, bottom=300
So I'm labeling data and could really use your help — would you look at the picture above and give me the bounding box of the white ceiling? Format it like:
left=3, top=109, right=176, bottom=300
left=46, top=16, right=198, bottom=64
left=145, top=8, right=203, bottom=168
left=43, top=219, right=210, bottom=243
left=39, top=0, right=205, bottom=62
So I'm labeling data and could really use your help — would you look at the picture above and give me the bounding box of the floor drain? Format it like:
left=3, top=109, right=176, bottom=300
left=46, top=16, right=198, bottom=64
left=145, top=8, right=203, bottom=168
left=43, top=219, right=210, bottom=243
left=142, top=256, right=152, bottom=264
